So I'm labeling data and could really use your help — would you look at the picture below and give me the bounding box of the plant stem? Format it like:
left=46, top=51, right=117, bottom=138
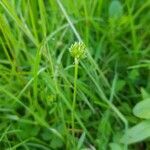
left=72, top=58, right=79, bottom=139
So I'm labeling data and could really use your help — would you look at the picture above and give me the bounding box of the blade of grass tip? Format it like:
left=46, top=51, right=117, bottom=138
left=0, top=88, right=63, bottom=141
left=56, top=0, right=110, bottom=87
left=77, top=132, right=86, bottom=150
left=109, top=73, right=118, bottom=103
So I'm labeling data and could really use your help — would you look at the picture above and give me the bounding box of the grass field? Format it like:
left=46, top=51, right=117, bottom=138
left=0, top=0, right=150, bottom=149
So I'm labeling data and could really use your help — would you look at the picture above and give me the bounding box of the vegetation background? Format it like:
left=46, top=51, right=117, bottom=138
left=0, top=0, right=150, bottom=149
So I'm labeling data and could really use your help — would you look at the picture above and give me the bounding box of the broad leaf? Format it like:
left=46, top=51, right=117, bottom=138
left=109, top=0, right=123, bottom=19
left=109, top=143, right=123, bottom=150
left=121, top=120, right=150, bottom=144
left=133, top=98, right=150, bottom=119
left=141, top=88, right=150, bottom=100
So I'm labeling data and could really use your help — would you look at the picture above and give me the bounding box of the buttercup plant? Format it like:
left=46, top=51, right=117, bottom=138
left=69, top=42, right=86, bottom=138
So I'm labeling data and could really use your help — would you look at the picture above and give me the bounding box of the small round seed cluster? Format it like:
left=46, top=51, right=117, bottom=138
left=69, top=42, right=86, bottom=60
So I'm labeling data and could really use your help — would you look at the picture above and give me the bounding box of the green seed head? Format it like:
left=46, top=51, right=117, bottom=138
left=69, top=42, right=86, bottom=60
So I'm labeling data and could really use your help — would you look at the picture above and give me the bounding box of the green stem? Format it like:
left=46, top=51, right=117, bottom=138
left=72, top=58, right=79, bottom=140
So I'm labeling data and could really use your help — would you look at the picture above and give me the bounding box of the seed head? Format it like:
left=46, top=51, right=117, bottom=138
left=69, top=42, right=86, bottom=60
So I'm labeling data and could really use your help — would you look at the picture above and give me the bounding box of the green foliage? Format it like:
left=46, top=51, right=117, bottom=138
left=0, top=0, right=150, bottom=149
left=133, top=98, right=150, bottom=119
left=121, top=120, right=150, bottom=144
left=121, top=89, right=150, bottom=145
left=109, top=143, right=123, bottom=150
left=109, top=0, right=123, bottom=19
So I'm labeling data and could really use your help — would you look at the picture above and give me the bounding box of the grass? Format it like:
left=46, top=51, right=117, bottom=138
left=0, top=0, right=150, bottom=149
